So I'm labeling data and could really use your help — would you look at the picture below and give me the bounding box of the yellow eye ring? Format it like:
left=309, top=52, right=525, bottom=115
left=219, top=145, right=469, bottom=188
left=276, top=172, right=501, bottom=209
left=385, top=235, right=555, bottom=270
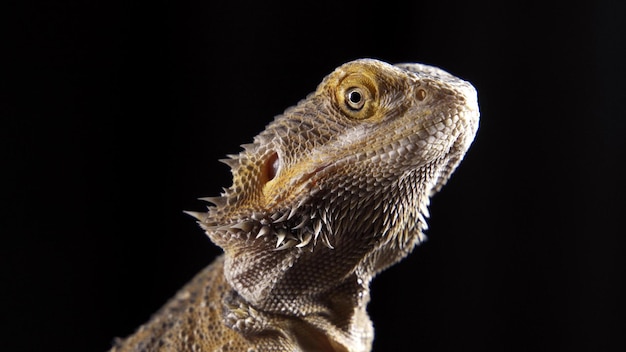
left=336, top=73, right=378, bottom=120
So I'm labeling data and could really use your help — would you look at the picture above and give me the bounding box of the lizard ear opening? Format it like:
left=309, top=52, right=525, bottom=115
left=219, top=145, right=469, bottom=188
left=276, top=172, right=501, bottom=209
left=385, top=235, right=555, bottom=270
left=262, top=151, right=280, bottom=184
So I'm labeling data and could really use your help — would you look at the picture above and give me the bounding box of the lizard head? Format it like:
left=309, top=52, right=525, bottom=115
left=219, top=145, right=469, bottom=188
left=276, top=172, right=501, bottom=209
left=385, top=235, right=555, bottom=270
left=189, top=59, right=479, bottom=312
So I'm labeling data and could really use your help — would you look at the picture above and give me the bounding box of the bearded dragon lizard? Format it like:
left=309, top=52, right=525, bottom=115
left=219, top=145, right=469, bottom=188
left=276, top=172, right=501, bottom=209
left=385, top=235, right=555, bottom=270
left=110, top=59, right=479, bottom=352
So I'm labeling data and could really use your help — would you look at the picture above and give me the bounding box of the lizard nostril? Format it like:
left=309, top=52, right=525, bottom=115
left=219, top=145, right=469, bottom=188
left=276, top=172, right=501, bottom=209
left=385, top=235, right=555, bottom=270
left=263, top=151, right=280, bottom=183
left=417, top=89, right=427, bottom=101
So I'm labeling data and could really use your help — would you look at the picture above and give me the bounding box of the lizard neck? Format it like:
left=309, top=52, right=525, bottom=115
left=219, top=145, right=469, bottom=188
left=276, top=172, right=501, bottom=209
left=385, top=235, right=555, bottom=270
left=219, top=165, right=433, bottom=313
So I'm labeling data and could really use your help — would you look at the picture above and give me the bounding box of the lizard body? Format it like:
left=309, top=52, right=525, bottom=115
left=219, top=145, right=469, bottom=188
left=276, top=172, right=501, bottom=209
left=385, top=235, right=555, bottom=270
left=111, top=59, right=479, bottom=351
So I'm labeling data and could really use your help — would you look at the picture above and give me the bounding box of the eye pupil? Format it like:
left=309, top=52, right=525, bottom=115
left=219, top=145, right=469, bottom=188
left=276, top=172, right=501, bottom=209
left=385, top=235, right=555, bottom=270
left=345, top=88, right=366, bottom=110
left=348, top=91, right=362, bottom=104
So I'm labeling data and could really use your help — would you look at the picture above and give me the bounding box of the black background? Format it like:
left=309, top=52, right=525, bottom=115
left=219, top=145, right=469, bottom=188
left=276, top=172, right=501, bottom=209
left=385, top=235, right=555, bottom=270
left=2, top=1, right=625, bottom=351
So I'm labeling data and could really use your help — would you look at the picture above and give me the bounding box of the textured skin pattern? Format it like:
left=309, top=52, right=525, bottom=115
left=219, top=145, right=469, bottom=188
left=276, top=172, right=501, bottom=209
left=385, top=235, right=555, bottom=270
left=111, top=59, right=479, bottom=351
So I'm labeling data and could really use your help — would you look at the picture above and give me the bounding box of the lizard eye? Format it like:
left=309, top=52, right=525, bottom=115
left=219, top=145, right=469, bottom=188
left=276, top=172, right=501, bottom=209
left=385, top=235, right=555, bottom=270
left=345, top=87, right=365, bottom=110
left=336, top=73, right=378, bottom=120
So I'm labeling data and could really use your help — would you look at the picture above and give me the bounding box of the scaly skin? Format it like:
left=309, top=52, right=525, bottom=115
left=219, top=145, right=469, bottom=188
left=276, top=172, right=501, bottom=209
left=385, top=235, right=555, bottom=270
left=111, top=59, right=480, bottom=351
